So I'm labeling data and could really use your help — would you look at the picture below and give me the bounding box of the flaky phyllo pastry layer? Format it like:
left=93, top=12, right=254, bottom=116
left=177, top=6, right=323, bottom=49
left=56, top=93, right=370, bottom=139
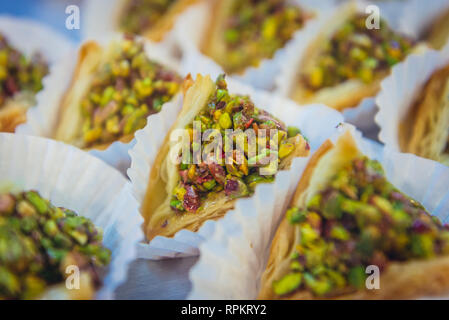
left=201, top=0, right=310, bottom=74
left=54, top=35, right=182, bottom=150
left=399, top=63, right=449, bottom=166
left=142, top=74, right=310, bottom=240
left=259, top=131, right=449, bottom=300
left=118, top=0, right=199, bottom=42
left=291, top=2, right=416, bottom=111
left=424, top=8, right=449, bottom=50
left=0, top=33, right=48, bottom=132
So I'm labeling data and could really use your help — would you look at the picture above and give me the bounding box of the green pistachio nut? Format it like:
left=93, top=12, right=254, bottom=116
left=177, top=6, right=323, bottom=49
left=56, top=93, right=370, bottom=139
left=219, top=112, right=232, bottom=129
left=348, top=266, right=366, bottom=289
left=26, top=191, right=48, bottom=215
left=273, top=272, right=302, bottom=296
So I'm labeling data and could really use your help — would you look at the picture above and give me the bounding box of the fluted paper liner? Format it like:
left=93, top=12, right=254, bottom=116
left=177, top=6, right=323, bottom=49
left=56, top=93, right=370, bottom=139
left=16, top=34, right=182, bottom=173
left=274, top=0, right=421, bottom=133
left=175, top=0, right=337, bottom=90
left=128, top=76, right=344, bottom=260
left=188, top=126, right=449, bottom=299
left=375, top=48, right=449, bottom=152
left=398, top=0, right=449, bottom=43
left=0, top=133, right=143, bottom=299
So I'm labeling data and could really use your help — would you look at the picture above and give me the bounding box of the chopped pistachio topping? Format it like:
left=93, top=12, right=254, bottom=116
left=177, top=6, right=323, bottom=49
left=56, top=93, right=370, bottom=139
left=274, top=157, right=449, bottom=297
left=302, top=14, right=414, bottom=91
left=0, top=191, right=111, bottom=299
left=222, top=0, right=308, bottom=73
left=170, top=74, right=305, bottom=213
left=120, top=0, right=177, bottom=35
left=0, top=33, right=48, bottom=108
left=81, top=35, right=181, bottom=147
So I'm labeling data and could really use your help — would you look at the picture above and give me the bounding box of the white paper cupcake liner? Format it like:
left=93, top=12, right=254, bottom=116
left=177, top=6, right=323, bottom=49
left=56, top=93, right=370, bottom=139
left=274, top=0, right=420, bottom=134
left=83, top=0, right=186, bottom=59
left=375, top=48, right=449, bottom=152
left=188, top=125, right=449, bottom=299
left=16, top=34, right=183, bottom=174
left=0, top=132, right=143, bottom=299
left=175, top=0, right=337, bottom=90
left=0, top=15, right=74, bottom=64
left=128, top=75, right=344, bottom=260
left=398, top=0, right=449, bottom=42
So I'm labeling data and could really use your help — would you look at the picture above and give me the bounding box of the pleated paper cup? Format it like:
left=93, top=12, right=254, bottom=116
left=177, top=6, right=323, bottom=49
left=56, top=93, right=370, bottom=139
left=175, top=0, right=337, bottom=90
left=128, top=75, right=344, bottom=260
left=16, top=34, right=183, bottom=174
left=188, top=125, right=449, bottom=299
left=274, top=0, right=421, bottom=134
left=82, top=0, right=123, bottom=40
left=0, top=133, right=143, bottom=299
left=375, top=48, right=449, bottom=152
left=398, top=0, right=449, bottom=42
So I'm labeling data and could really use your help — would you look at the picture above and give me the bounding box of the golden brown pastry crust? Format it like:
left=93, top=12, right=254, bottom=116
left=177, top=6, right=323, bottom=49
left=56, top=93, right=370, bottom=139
left=400, top=63, right=449, bottom=165
left=259, top=131, right=449, bottom=300
left=117, top=0, right=200, bottom=42
left=0, top=101, right=28, bottom=132
left=53, top=41, right=135, bottom=150
left=141, top=74, right=310, bottom=241
left=0, top=84, right=37, bottom=133
left=425, top=8, right=449, bottom=50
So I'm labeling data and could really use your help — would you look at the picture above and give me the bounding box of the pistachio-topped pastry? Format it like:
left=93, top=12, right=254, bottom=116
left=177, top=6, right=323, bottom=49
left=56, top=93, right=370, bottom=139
left=423, top=7, right=449, bottom=50
left=55, top=35, right=182, bottom=149
left=120, top=0, right=177, bottom=35
left=202, top=0, right=310, bottom=74
left=0, top=33, right=48, bottom=132
left=117, top=0, right=198, bottom=42
left=80, top=36, right=181, bottom=147
left=289, top=2, right=420, bottom=111
left=0, top=191, right=111, bottom=300
left=302, top=14, right=414, bottom=91
left=0, top=33, right=48, bottom=107
left=260, top=131, right=449, bottom=300
left=141, top=74, right=310, bottom=240
left=274, top=157, right=449, bottom=297
left=169, top=75, right=306, bottom=213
